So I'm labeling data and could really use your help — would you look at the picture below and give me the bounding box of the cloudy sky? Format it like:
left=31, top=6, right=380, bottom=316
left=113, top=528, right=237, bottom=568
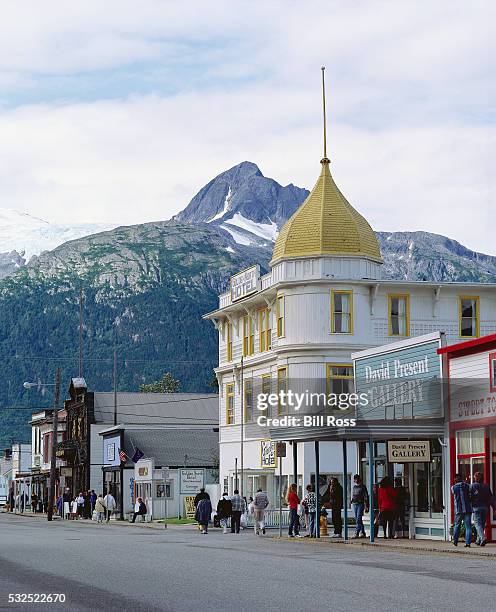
left=0, top=1, right=494, bottom=253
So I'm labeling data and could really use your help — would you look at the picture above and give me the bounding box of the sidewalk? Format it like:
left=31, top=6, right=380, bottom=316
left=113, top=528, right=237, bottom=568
left=273, top=533, right=496, bottom=557
left=6, top=511, right=496, bottom=557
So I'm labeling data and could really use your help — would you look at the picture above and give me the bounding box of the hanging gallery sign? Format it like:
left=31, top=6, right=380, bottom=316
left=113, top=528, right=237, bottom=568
left=387, top=440, right=431, bottom=463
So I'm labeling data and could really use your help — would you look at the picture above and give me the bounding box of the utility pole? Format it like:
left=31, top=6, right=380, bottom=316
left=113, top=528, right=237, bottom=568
left=113, top=349, right=117, bottom=426
left=240, top=356, right=244, bottom=498
left=79, top=288, right=84, bottom=378
left=47, top=368, right=61, bottom=521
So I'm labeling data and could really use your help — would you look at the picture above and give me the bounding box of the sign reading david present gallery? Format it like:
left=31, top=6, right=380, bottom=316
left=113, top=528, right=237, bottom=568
left=387, top=440, right=431, bottom=463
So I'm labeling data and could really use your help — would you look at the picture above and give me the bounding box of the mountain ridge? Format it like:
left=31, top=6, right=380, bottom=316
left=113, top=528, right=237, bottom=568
left=1, top=160, right=495, bottom=447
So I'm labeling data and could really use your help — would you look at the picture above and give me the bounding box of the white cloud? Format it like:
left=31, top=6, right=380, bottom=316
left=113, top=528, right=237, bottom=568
left=0, top=1, right=494, bottom=254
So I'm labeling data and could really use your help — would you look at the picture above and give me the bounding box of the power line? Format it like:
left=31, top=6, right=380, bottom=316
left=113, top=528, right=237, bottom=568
left=5, top=355, right=213, bottom=364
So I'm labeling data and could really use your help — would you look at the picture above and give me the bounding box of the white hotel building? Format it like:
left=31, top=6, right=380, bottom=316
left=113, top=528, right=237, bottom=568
left=205, top=149, right=496, bottom=508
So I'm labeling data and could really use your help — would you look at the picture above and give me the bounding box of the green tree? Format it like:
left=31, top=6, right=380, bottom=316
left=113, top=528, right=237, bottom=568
left=139, top=372, right=181, bottom=393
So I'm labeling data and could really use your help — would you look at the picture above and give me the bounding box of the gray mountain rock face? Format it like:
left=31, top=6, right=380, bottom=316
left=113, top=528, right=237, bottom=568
left=175, top=161, right=309, bottom=228
left=0, top=250, right=26, bottom=279
left=378, top=232, right=496, bottom=282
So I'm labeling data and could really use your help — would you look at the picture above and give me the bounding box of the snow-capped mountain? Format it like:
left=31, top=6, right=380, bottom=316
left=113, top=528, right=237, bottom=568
left=175, top=161, right=496, bottom=282
left=174, top=161, right=308, bottom=245
left=0, top=208, right=118, bottom=261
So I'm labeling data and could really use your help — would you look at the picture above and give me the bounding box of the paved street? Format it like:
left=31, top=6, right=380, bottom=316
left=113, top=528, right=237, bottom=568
left=1, top=513, right=496, bottom=612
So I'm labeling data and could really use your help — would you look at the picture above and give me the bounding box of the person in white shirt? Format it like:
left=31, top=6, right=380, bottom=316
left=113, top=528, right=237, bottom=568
left=103, top=492, right=116, bottom=523
left=71, top=498, right=79, bottom=520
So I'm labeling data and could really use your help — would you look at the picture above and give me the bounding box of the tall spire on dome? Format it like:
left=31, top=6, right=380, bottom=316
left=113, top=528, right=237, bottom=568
left=270, top=66, right=383, bottom=266
left=321, top=66, right=330, bottom=165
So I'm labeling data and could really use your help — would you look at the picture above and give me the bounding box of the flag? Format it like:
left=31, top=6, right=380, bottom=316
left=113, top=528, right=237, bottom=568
left=118, top=448, right=127, bottom=462
left=132, top=448, right=145, bottom=463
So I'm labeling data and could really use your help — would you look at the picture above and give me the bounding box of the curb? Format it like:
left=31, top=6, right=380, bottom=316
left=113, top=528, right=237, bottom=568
left=271, top=534, right=496, bottom=558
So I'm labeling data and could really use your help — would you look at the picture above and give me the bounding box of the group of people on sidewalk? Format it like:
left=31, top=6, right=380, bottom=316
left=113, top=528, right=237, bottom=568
left=451, top=472, right=495, bottom=548
left=193, top=471, right=495, bottom=545
left=194, top=488, right=253, bottom=534
left=55, top=489, right=117, bottom=523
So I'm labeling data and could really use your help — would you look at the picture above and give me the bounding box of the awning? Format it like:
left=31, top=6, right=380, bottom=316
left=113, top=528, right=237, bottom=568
left=268, top=419, right=445, bottom=442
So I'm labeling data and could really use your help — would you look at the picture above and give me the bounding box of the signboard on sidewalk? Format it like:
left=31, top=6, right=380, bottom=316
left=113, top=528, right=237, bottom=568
left=184, top=495, right=196, bottom=518
left=387, top=440, right=431, bottom=463
left=179, top=469, right=205, bottom=494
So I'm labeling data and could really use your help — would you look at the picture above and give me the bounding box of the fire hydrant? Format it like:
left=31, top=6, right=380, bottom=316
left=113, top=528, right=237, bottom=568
left=319, top=512, right=328, bottom=536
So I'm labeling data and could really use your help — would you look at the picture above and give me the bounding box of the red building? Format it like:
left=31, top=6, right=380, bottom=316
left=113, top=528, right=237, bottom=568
left=439, top=333, right=496, bottom=542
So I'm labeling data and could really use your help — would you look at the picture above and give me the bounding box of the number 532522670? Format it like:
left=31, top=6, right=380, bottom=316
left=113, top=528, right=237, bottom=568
left=8, top=594, right=66, bottom=603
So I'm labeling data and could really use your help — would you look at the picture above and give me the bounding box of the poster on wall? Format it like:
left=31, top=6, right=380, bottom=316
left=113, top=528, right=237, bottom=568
left=103, top=435, right=122, bottom=467
left=260, top=440, right=277, bottom=468
left=179, top=469, right=205, bottom=494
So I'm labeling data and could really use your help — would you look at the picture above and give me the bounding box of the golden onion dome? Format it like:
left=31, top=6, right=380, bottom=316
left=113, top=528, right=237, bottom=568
left=271, top=157, right=382, bottom=265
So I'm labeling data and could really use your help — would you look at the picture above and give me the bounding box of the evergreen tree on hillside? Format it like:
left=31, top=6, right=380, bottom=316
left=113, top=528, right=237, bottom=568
left=139, top=372, right=181, bottom=393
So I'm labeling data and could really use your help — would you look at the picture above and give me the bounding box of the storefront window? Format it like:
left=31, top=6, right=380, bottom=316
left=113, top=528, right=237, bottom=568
left=430, top=456, right=443, bottom=515
left=456, top=429, right=485, bottom=482
left=414, top=463, right=429, bottom=513
left=492, top=430, right=496, bottom=520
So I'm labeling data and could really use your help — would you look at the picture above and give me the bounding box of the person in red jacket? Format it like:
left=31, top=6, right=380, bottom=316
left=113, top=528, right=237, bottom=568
left=287, top=483, right=301, bottom=537
left=378, top=476, right=397, bottom=539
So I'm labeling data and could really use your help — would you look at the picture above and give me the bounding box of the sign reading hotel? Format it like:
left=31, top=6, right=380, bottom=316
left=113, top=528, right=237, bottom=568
left=354, top=334, right=443, bottom=421
left=260, top=440, right=277, bottom=468
left=387, top=441, right=431, bottom=463
left=179, top=468, right=205, bottom=494
left=230, top=265, right=260, bottom=302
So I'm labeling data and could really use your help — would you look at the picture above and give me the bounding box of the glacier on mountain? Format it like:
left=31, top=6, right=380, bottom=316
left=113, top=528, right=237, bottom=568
left=0, top=208, right=117, bottom=259
left=224, top=213, right=278, bottom=241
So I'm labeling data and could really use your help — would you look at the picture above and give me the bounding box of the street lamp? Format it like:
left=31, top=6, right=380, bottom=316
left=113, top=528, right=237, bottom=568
left=24, top=369, right=61, bottom=521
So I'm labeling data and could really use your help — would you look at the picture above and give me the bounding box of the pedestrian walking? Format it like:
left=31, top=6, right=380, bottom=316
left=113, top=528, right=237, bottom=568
left=394, top=477, right=408, bottom=538
left=302, top=484, right=317, bottom=537
left=194, top=487, right=210, bottom=507
left=56, top=494, right=63, bottom=517
left=76, top=492, right=85, bottom=518
left=217, top=492, right=232, bottom=533
left=95, top=494, right=106, bottom=523
left=470, top=472, right=494, bottom=546
left=230, top=489, right=246, bottom=533
left=89, top=490, right=97, bottom=513
left=287, top=483, right=301, bottom=537
left=378, top=477, right=396, bottom=539
left=351, top=474, right=369, bottom=538
left=71, top=497, right=79, bottom=520
left=195, top=497, right=212, bottom=534
left=329, top=478, right=343, bottom=538
left=452, top=473, right=473, bottom=547
left=131, top=497, right=147, bottom=523
left=31, top=492, right=38, bottom=514
left=104, top=491, right=116, bottom=523
left=253, top=488, right=269, bottom=535
left=82, top=491, right=91, bottom=519
left=63, top=488, right=71, bottom=519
